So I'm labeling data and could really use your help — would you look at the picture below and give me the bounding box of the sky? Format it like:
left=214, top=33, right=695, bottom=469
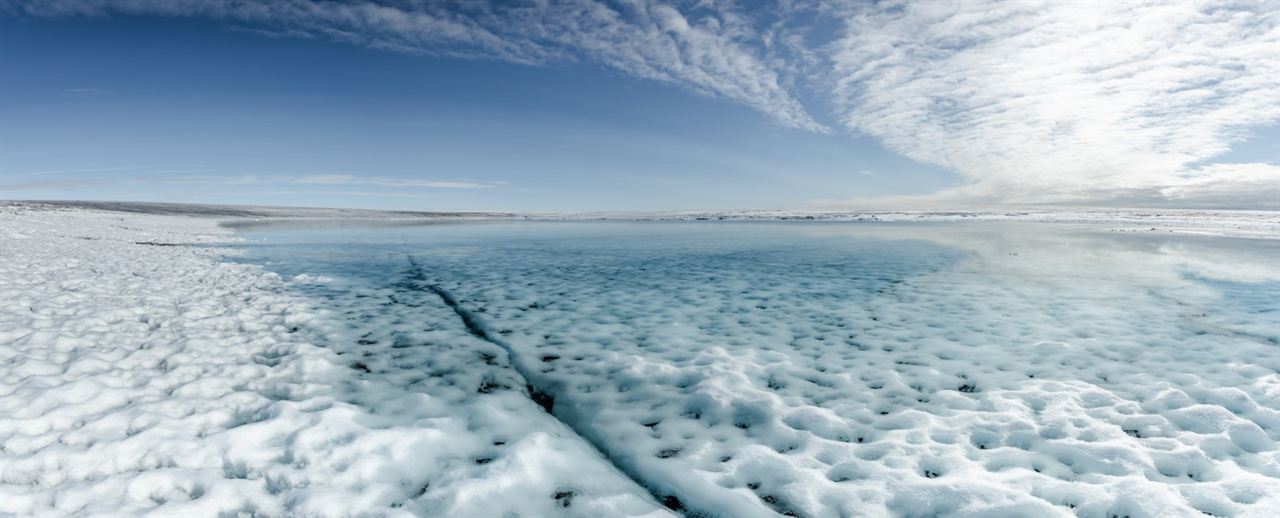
left=1, top=0, right=1277, bottom=212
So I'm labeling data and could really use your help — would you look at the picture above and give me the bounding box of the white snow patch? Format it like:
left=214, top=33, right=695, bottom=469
left=0, top=205, right=668, bottom=517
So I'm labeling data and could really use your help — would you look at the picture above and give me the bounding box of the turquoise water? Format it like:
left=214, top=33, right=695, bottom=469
left=228, top=221, right=1280, bottom=517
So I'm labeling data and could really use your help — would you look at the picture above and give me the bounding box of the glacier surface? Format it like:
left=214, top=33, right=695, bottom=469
left=236, top=221, right=1280, bottom=517
left=0, top=206, right=667, bottom=517
left=3, top=205, right=1278, bottom=517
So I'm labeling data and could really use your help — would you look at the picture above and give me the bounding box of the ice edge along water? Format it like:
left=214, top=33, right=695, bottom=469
left=0, top=205, right=672, bottom=517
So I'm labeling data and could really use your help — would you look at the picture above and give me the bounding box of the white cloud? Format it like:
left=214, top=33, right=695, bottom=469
left=827, top=0, right=1280, bottom=207
left=199, top=189, right=440, bottom=199
left=133, top=174, right=504, bottom=189
left=62, top=87, right=106, bottom=98
left=8, top=0, right=1279, bottom=208
left=137, top=175, right=262, bottom=185
left=289, top=174, right=504, bottom=189
left=10, top=0, right=825, bottom=132
left=2, top=166, right=142, bottom=178
left=0, top=179, right=101, bottom=191
left=1157, top=162, right=1280, bottom=208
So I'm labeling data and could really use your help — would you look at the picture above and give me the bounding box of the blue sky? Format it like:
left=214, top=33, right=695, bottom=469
left=1, top=1, right=1277, bottom=211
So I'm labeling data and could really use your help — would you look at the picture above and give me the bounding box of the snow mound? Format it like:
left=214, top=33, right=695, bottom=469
left=0, top=206, right=667, bottom=517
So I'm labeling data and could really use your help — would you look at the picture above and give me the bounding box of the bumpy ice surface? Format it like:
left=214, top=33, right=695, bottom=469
left=0, top=206, right=667, bottom=517
left=4, top=205, right=1278, bottom=517
left=236, top=222, right=1280, bottom=518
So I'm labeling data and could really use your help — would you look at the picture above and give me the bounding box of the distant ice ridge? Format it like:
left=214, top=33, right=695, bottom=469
left=533, top=208, right=1280, bottom=239
left=8, top=201, right=1278, bottom=239
left=0, top=205, right=667, bottom=517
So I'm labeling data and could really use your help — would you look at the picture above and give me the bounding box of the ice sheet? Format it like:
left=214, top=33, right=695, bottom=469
left=0, top=206, right=667, bottom=517
left=237, top=221, right=1280, bottom=517
left=4, top=204, right=1277, bottom=517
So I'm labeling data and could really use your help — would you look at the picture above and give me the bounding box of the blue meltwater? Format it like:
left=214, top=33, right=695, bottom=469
left=229, top=221, right=1280, bottom=518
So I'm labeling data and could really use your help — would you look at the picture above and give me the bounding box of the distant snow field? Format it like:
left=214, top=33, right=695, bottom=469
left=537, top=209, right=1280, bottom=239
left=1, top=203, right=1278, bottom=518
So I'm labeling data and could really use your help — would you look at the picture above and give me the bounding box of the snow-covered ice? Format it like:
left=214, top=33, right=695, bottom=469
left=0, top=205, right=667, bottom=517
left=237, top=221, right=1280, bottom=517
left=3, top=203, right=1278, bottom=517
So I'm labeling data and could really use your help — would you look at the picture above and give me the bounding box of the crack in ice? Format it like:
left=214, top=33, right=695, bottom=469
left=404, top=256, right=695, bottom=516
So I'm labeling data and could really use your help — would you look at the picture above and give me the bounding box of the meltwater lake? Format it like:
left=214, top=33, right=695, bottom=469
left=227, top=221, right=1280, bottom=517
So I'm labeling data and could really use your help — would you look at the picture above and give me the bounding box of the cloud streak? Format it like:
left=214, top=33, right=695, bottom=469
left=6, top=0, right=1278, bottom=208
left=826, top=0, right=1280, bottom=207
left=2, top=172, right=504, bottom=191
left=132, top=174, right=505, bottom=189
left=289, top=174, right=505, bottom=189
left=1, top=179, right=103, bottom=191
left=7, top=0, right=826, bottom=132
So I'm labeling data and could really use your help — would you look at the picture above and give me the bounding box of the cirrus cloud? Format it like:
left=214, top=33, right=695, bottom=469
left=126, top=173, right=505, bottom=189
left=5, top=0, right=826, bottom=132
left=826, top=0, right=1279, bottom=207
left=5, top=0, right=1278, bottom=208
